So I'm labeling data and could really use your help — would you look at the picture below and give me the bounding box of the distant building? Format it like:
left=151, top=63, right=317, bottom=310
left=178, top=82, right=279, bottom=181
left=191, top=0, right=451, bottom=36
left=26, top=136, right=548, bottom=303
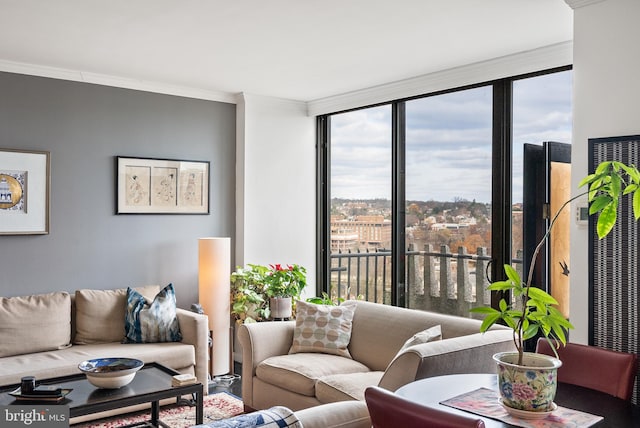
left=432, top=223, right=471, bottom=231
left=330, top=215, right=391, bottom=251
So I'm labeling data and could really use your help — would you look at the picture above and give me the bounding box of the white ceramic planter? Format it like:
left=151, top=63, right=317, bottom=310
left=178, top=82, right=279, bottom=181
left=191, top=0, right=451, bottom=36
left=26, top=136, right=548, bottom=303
left=493, top=351, right=562, bottom=412
left=270, top=296, right=292, bottom=319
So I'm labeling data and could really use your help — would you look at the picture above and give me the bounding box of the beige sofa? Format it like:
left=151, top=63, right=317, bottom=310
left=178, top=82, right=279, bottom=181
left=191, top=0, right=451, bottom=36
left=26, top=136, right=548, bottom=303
left=0, top=286, right=209, bottom=392
left=238, top=299, right=515, bottom=416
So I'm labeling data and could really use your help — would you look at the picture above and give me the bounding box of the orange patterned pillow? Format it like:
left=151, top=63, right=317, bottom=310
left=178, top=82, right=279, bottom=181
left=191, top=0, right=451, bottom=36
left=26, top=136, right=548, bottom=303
left=289, top=300, right=357, bottom=358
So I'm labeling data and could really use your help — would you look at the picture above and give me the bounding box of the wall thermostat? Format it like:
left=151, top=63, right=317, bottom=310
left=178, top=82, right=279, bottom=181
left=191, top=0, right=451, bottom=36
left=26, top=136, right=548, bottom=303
left=576, top=204, right=589, bottom=225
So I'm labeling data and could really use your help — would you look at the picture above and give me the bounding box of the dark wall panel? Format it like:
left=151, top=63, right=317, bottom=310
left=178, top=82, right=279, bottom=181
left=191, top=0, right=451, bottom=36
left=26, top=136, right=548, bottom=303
left=589, top=135, right=640, bottom=404
left=0, top=72, right=236, bottom=308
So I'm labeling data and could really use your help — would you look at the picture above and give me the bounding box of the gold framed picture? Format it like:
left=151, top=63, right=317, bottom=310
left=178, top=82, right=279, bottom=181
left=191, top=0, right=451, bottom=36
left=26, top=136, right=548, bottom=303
left=0, top=148, right=50, bottom=235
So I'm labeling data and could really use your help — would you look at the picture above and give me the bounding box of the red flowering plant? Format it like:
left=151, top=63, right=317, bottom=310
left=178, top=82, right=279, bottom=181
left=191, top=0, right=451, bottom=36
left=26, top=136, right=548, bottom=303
left=264, top=264, right=307, bottom=299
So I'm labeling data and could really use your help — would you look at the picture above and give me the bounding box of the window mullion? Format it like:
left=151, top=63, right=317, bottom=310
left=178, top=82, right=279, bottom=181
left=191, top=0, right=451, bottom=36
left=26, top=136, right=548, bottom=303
left=392, top=102, right=406, bottom=307
left=316, top=115, right=330, bottom=297
left=491, top=81, right=513, bottom=309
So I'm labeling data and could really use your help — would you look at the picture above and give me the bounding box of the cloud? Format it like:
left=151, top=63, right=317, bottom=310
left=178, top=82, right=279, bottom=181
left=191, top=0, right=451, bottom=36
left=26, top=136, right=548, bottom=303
left=330, top=70, right=572, bottom=204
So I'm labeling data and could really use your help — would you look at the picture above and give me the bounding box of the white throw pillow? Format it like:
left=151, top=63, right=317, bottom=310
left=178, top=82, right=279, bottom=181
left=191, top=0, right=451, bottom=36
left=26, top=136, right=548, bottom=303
left=398, top=324, right=442, bottom=353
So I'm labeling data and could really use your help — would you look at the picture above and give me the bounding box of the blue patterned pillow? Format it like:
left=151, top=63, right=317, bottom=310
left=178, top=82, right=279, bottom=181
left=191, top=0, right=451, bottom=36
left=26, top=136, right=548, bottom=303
left=193, top=406, right=301, bottom=428
left=124, top=284, right=182, bottom=343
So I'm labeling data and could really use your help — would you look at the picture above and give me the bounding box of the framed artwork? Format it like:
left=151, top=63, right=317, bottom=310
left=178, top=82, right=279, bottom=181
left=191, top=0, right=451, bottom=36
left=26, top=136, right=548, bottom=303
left=0, top=148, right=50, bottom=235
left=116, top=156, right=210, bottom=214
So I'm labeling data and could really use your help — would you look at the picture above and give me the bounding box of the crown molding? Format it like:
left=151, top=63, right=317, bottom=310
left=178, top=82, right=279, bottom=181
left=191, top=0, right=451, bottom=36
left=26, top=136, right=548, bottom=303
left=564, top=0, right=606, bottom=9
left=0, top=59, right=238, bottom=104
left=307, top=41, right=573, bottom=117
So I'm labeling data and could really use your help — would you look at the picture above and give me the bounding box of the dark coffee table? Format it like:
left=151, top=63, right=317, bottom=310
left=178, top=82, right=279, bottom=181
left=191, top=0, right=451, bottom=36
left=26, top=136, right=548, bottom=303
left=0, top=362, right=204, bottom=427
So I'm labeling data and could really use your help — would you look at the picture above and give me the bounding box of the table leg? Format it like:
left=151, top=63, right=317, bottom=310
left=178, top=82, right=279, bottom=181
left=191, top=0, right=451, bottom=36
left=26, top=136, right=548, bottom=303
left=196, top=387, right=204, bottom=424
left=151, top=400, right=160, bottom=426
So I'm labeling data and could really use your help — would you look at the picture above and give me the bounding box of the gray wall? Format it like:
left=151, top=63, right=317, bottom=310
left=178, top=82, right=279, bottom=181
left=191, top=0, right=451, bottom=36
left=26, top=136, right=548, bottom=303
left=0, top=72, right=236, bottom=308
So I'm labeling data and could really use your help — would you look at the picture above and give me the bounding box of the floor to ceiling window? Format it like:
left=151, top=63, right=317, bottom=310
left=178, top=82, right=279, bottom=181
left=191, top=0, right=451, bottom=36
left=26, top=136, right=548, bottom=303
left=512, top=70, right=573, bottom=318
left=328, top=106, right=393, bottom=303
left=404, top=87, right=492, bottom=314
left=317, top=67, right=572, bottom=316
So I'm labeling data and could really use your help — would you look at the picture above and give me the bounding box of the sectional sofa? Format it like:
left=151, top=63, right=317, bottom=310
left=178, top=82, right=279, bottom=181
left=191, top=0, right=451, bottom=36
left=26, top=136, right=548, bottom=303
left=238, top=299, right=516, bottom=415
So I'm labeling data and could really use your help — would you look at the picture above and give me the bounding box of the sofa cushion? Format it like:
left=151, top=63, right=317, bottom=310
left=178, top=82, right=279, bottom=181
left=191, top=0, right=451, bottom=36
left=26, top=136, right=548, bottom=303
left=0, top=291, right=71, bottom=357
left=295, top=401, right=371, bottom=428
left=0, top=341, right=196, bottom=386
left=289, top=300, right=356, bottom=358
left=124, top=284, right=182, bottom=343
left=316, top=371, right=384, bottom=402
left=256, top=353, right=371, bottom=397
left=74, top=285, right=160, bottom=344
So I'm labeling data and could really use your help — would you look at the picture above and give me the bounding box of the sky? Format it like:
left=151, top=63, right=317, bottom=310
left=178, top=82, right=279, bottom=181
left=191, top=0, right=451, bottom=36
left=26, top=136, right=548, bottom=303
left=330, top=70, right=572, bottom=204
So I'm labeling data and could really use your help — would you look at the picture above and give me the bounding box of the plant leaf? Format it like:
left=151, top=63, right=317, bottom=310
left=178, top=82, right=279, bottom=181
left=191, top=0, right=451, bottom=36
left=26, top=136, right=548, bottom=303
left=478, top=311, right=502, bottom=332
left=610, top=171, right=622, bottom=198
left=487, top=281, right=515, bottom=291
left=470, top=306, right=498, bottom=314
left=522, top=324, right=539, bottom=340
left=622, top=183, right=637, bottom=195
left=578, top=173, right=597, bottom=188
left=589, top=195, right=612, bottom=214
left=595, top=161, right=611, bottom=175
left=503, top=264, right=521, bottom=284
left=597, top=201, right=618, bottom=239
left=527, top=287, right=558, bottom=305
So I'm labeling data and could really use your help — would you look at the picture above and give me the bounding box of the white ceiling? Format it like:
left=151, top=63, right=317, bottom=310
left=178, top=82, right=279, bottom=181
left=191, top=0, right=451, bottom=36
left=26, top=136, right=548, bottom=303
left=0, top=0, right=574, bottom=103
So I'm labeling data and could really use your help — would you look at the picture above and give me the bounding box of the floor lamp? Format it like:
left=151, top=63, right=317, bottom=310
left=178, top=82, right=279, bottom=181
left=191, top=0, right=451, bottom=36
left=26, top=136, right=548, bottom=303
left=198, top=237, right=231, bottom=380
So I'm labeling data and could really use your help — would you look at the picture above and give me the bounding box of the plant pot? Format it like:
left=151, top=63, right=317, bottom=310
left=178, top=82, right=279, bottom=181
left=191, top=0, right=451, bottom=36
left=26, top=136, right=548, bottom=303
left=270, top=297, right=292, bottom=319
left=493, top=351, right=562, bottom=412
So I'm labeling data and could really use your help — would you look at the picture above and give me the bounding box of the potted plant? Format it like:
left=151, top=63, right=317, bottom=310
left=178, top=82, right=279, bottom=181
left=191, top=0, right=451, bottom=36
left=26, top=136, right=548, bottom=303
left=472, top=160, right=640, bottom=413
left=230, top=264, right=271, bottom=323
left=306, top=292, right=345, bottom=306
left=264, top=264, right=307, bottom=319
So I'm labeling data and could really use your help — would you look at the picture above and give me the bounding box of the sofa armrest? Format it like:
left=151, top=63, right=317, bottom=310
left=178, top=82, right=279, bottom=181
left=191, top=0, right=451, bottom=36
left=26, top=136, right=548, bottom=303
left=238, top=321, right=296, bottom=409
left=378, top=329, right=515, bottom=392
left=176, top=308, right=209, bottom=391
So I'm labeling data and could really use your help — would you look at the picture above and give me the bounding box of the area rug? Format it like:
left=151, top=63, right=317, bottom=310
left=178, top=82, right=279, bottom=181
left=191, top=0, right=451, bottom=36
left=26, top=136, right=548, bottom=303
left=72, top=392, right=244, bottom=428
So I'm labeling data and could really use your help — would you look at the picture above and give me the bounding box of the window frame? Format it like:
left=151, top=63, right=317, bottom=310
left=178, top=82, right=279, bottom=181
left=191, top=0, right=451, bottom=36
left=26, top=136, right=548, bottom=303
left=316, top=66, right=572, bottom=307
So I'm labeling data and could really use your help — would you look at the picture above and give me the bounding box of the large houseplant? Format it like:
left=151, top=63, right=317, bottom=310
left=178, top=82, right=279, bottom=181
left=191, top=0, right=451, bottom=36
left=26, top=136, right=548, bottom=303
left=230, top=264, right=270, bottom=323
left=230, top=263, right=307, bottom=322
left=471, top=160, right=640, bottom=412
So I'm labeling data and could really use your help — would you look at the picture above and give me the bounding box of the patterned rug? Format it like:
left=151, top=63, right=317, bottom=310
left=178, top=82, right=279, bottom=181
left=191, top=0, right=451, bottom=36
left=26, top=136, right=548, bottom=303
left=72, top=392, right=244, bottom=428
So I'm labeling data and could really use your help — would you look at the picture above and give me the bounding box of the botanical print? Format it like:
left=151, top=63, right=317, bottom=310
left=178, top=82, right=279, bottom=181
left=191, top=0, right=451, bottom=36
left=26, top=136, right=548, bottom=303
left=179, top=169, right=204, bottom=206
left=152, top=167, right=177, bottom=206
left=0, top=171, right=26, bottom=212
left=125, top=166, right=151, bottom=206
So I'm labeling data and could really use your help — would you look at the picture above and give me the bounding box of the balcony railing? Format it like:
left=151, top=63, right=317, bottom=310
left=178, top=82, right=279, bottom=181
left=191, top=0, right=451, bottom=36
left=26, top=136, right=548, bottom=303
left=330, top=244, right=524, bottom=318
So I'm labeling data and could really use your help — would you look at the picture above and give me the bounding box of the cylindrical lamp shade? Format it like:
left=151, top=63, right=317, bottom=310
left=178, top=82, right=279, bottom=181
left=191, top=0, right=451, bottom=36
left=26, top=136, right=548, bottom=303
left=198, top=237, right=231, bottom=377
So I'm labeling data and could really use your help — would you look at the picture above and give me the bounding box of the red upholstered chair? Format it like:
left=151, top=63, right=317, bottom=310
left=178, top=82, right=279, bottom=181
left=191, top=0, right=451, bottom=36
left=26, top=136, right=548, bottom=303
left=536, top=337, right=638, bottom=401
left=365, top=386, right=485, bottom=428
